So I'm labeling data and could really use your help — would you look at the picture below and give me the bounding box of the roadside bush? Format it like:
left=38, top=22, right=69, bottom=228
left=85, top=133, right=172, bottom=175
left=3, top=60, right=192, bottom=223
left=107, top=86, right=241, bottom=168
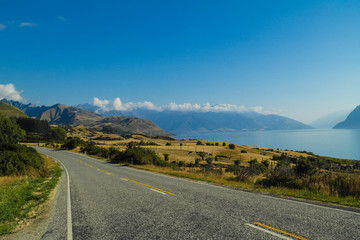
left=294, top=159, right=316, bottom=177
left=0, top=146, right=44, bottom=176
left=62, top=137, right=85, bottom=150
left=258, top=175, right=303, bottom=189
left=113, top=147, right=162, bottom=165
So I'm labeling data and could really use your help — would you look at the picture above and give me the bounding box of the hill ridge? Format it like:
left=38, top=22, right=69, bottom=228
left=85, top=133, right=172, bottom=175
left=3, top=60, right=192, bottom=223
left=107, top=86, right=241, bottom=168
left=334, top=105, right=360, bottom=129
left=0, top=101, right=28, bottom=118
left=2, top=100, right=171, bottom=136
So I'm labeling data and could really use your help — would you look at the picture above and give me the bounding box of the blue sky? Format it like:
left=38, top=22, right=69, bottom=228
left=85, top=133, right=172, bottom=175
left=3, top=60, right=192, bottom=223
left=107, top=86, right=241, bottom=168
left=0, top=0, right=359, bottom=123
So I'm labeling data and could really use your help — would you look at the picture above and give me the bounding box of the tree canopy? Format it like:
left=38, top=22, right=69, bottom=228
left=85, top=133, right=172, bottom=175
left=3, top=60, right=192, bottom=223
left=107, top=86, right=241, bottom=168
left=0, top=113, right=25, bottom=148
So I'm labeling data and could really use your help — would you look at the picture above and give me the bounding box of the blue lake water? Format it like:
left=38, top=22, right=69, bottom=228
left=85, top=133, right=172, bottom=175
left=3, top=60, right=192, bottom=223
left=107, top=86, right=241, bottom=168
left=175, top=129, right=360, bottom=160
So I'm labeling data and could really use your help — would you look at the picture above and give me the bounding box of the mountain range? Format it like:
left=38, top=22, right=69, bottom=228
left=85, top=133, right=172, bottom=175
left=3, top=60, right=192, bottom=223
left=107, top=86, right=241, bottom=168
left=2, top=99, right=316, bottom=135
left=4, top=98, right=360, bottom=133
left=1, top=100, right=170, bottom=136
left=76, top=103, right=313, bottom=134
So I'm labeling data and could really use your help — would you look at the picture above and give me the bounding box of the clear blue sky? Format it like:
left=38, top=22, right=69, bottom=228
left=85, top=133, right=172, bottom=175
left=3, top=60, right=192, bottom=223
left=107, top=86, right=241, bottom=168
left=0, top=0, right=359, bottom=123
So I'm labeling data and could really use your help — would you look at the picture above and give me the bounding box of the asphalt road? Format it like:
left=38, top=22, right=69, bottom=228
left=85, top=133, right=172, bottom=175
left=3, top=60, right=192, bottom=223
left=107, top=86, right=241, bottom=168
left=31, top=147, right=360, bottom=240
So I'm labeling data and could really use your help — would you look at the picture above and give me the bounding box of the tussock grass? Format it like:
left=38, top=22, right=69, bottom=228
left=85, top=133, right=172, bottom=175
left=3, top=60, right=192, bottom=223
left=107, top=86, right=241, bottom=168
left=0, top=176, right=24, bottom=185
left=0, top=156, right=61, bottom=235
left=133, top=164, right=360, bottom=208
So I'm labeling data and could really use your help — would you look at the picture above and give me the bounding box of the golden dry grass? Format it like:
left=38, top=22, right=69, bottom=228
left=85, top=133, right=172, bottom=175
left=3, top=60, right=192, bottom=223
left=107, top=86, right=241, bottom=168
left=65, top=125, right=312, bottom=169
left=0, top=176, right=25, bottom=185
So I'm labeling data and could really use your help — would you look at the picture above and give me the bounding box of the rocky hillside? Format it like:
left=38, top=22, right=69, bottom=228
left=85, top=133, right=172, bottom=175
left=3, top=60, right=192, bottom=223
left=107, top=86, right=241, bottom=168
left=39, top=104, right=104, bottom=125
left=334, top=106, right=360, bottom=129
left=2, top=100, right=171, bottom=136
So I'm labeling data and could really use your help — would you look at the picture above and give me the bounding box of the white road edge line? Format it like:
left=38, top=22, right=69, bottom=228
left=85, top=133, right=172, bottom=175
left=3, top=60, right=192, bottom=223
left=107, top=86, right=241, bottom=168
left=245, top=223, right=293, bottom=240
left=51, top=155, right=73, bottom=240
left=120, top=178, right=128, bottom=181
left=150, top=188, right=167, bottom=195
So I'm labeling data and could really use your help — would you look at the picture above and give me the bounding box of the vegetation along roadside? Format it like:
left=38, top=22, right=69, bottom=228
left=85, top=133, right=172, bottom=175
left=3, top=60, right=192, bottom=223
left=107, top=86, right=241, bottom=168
left=0, top=113, right=62, bottom=236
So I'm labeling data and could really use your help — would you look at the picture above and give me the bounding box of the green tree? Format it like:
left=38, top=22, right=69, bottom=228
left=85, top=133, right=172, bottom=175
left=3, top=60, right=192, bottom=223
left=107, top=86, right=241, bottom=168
left=229, top=143, right=235, bottom=150
left=206, top=157, right=213, bottom=166
left=49, top=127, right=67, bottom=141
left=163, top=153, right=170, bottom=161
left=294, top=159, right=315, bottom=177
left=0, top=113, right=25, bottom=148
left=196, top=141, right=204, bottom=145
left=234, top=160, right=241, bottom=175
left=197, top=152, right=206, bottom=160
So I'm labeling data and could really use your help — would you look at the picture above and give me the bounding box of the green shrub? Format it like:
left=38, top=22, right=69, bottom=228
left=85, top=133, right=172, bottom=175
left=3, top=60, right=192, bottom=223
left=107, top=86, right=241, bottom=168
left=0, top=146, right=44, bottom=176
left=228, top=144, right=235, bottom=149
left=113, top=147, right=162, bottom=165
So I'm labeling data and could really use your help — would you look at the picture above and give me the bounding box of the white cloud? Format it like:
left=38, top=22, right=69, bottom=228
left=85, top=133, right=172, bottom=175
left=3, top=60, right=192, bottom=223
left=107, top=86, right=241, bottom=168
left=90, top=97, right=270, bottom=114
left=0, top=83, right=23, bottom=101
left=111, top=97, right=161, bottom=111
left=57, top=16, right=67, bottom=22
left=112, top=97, right=126, bottom=111
left=19, top=22, right=37, bottom=28
left=0, top=24, right=6, bottom=31
left=92, top=97, right=110, bottom=111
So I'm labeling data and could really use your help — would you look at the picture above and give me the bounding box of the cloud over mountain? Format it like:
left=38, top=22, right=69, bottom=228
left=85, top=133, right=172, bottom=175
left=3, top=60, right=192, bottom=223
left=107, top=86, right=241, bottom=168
left=91, top=97, right=269, bottom=114
left=0, top=83, right=23, bottom=101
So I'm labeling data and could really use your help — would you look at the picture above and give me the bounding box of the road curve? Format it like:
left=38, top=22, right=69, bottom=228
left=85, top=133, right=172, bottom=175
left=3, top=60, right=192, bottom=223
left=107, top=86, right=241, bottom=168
left=34, top=147, right=360, bottom=240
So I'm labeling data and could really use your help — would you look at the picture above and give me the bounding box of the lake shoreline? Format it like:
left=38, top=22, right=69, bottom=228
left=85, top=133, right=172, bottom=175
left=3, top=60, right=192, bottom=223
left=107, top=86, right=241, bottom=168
left=174, top=129, right=360, bottom=161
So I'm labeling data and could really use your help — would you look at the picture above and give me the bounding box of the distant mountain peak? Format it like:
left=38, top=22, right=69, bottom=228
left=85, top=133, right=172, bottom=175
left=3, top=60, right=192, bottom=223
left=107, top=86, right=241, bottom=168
left=334, top=105, right=360, bottom=129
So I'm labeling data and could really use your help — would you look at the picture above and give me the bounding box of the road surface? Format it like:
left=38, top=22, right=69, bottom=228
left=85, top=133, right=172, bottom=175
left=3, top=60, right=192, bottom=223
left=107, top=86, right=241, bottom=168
left=26, top=148, right=360, bottom=239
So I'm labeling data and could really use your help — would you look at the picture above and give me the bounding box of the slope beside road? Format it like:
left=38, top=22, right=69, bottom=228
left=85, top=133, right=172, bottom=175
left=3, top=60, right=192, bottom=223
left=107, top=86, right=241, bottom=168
left=19, top=147, right=360, bottom=239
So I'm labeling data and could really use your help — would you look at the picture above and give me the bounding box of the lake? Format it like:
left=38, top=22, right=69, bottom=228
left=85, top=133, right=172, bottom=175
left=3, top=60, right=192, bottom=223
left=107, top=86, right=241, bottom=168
left=175, top=129, right=360, bottom=160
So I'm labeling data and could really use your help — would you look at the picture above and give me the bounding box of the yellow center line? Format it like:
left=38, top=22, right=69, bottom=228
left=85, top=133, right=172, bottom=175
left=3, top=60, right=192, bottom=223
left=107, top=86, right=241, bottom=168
left=85, top=163, right=94, bottom=167
left=97, top=169, right=112, bottom=175
left=77, top=160, right=83, bottom=163
left=253, top=222, right=309, bottom=240
left=123, top=178, right=174, bottom=195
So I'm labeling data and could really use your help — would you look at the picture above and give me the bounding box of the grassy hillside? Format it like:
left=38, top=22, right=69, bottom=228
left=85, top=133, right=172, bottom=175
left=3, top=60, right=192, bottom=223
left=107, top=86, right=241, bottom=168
left=0, top=101, right=28, bottom=118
